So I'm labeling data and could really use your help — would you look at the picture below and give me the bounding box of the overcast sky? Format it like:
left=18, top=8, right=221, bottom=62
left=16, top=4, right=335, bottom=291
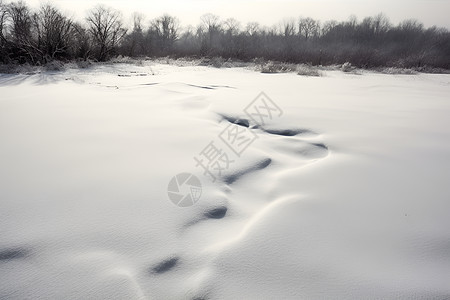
left=24, top=0, right=450, bottom=29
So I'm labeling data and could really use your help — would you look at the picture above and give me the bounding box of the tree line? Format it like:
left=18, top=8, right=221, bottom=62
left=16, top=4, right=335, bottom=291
left=1, top=0, right=449, bottom=69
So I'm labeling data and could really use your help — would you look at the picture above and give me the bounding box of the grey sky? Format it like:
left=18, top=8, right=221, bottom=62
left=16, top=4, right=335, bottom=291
left=26, top=0, right=450, bottom=29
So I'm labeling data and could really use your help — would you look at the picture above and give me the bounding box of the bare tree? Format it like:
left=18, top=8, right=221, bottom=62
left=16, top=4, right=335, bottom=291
left=121, top=12, right=146, bottom=56
left=201, top=13, right=220, bottom=33
left=223, top=18, right=240, bottom=36
left=175, top=25, right=199, bottom=56
left=32, top=4, right=74, bottom=61
left=132, top=12, right=143, bottom=32
left=0, top=0, right=7, bottom=43
left=298, top=17, right=319, bottom=40
left=86, top=5, right=127, bottom=61
left=200, top=13, right=221, bottom=52
left=0, top=0, right=8, bottom=62
left=245, top=22, right=260, bottom=36
left=372, top=13, right=391, bottom=35
left=8, top=1, right=31, bottom=38
left=347, top=15, right=358, bottom=29
left=150, top=14, right=179, bottom=53
left=8, top=1, right=37, bottom=62
left=281, top=19, right=296, bottom=37
left=399, top=19, right=424, bottom=33
left=71, top=22, right=91, bottom=60
left=321, top=20, right=337, bottom=36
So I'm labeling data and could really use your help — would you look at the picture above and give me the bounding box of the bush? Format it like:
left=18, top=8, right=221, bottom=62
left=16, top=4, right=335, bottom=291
left=297, top=64, right=322, bottom=77
left=44, top=60, right=66, bottom=71
left=341, top=62, right=354, bottom=72
left=222, top=59, right=248, bottom=68
left=260, top=61, right=297, bottom=73
left=76, top=60, right=93, bottom=69
left=0, top=64, right=16, bottom=74
left=0, top=63, right=37, bottom=74
left=210, top=57, right=225, bottom=68
left=379, top=67, right=418, bottom=75
left=199, top=57, right=226, bottom=68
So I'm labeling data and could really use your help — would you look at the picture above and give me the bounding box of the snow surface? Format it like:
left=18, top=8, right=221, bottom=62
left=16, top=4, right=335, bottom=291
left=1, top=63, right=450, bottom=299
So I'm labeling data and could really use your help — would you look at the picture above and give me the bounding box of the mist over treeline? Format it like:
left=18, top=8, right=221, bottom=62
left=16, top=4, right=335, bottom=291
left=1, top=0, right=449, bottom=69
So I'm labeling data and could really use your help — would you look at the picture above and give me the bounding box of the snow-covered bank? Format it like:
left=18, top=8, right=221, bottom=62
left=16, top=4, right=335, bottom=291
left=1, top=64, right=449, bottom=299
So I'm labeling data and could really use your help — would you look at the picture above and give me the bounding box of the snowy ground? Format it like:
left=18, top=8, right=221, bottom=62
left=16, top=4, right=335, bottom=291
left=1, top=63, right=450, bottom=299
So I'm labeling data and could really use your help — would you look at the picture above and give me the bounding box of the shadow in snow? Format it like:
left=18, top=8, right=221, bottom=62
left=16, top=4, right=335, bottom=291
left=0, top=247, right=30, bottom=261
left=218, top=114, right=250, bottom=128
left=149, top=257, right=179, bottom=275
left=204, top=206, right=228, bottom=219
left=262, top=128, right=315, bottom=137
left=223, top=158, right=272, bottom=185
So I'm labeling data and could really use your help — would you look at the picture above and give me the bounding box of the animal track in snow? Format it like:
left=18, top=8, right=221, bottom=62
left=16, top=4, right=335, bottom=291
left=218, top=114, right=329, bottom=163
left=149, top=257, right=180, bottom=275
left=169, top=111, right=331, bottom=297
left=0, top=247, right=31, bottom=262
left=222, top=158, right=273, bottom=185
